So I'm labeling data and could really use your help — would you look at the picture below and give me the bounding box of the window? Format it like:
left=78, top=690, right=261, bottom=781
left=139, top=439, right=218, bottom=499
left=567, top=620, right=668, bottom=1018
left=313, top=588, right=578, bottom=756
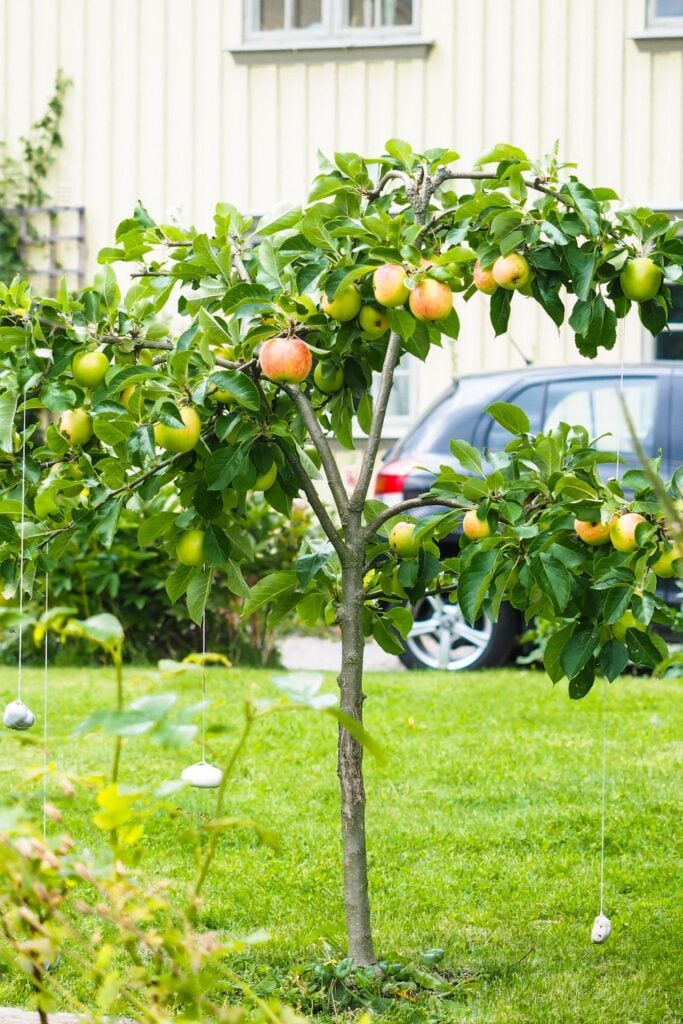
left=543, top=378, right=658, bottom=457
left=244, top=0, right=418, bottom=42
left=646, top=0, right=683, bottom=25
left=656, top=283, right=683, bottom=359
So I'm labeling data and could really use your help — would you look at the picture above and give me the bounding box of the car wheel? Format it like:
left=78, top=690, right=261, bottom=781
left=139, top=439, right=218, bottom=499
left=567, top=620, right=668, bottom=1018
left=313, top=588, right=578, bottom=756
left=399, top=595, right=518, bottom=671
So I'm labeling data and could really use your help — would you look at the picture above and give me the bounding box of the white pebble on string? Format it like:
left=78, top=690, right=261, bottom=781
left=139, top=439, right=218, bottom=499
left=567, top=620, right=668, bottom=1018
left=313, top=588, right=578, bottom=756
left=180, top=599, right=222, bottom=789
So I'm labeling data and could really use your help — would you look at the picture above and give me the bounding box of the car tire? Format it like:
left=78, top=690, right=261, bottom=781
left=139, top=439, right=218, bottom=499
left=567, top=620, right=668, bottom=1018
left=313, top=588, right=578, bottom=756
left=399, top=595, right=519, bottom=671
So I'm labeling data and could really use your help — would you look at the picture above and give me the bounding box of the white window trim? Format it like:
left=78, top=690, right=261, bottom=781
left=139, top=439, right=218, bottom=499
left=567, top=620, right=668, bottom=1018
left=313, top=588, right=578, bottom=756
left=632, top=0, right=683, bottom=38
left=646, top=0, right=683, bottom=26
left=239, top=0, right=426, bottom=50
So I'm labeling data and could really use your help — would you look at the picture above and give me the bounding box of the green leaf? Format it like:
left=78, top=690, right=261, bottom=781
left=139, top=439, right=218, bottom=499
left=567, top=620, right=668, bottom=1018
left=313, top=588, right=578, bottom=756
left=297, top=592, right=327, bottom=628
left=536, top=552, right=572, bottom=613
left=564, top=244, right=596, bottom=301
left=485, top=402, right=530, bottom=435
left=296, top=549, right=332, bottom=587
left=209, top=370, right=260, bottom=411
left=186, top=568, right=213, bottom=626
left=597, top=639, right=629, bottom=682
left=560, top=626, right=599, bottom=679
left=565, top=180, right=602, bottom=236
left=165, top=564, right=195, bottom=604
left=357, top=392, right=373, bottom=435
left=490, top=287, right=512, bottom=336
left=568, top=663, right=596, bottom=699
left=449, top=439, right=483, bottom=475
left=329, top=707, right=386, bottom=764
left=388, top=307, right=416, bottom=341
left=371, top=613, right=405, bottom=655
left=225, top=558, right=249, bottom=599
left=385, top=137, right=415, bottom=168
left=543, top=622, right=576, bottom=682
left=138, top=512, right=176, bottom=547
left=458, top=548, right=499, bottom=623
left=625, top=628, right=668, bottom=669
left=243, top=571, right=298, bottom=616
left=385, top=606, right=413, bottom=639
left=79, top=613, right=124, bottom=648
left=300, top=205, right=338, bottom=253
left=475, top=142, right=528, bottom=166
left=0, top=393, right=18, bottom=454
left=198, top=306, right=232, bottom=345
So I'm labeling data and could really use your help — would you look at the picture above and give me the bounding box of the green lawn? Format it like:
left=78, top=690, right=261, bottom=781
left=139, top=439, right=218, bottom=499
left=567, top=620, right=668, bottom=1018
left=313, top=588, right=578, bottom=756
left=0, top=663, right=681, bottom=1023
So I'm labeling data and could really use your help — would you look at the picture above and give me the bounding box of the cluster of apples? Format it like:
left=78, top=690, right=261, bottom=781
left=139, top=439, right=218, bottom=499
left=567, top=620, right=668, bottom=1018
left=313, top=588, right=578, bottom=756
left=574, top=511, right=682, bottom=577
left=58, top=349, right=111, bottom=445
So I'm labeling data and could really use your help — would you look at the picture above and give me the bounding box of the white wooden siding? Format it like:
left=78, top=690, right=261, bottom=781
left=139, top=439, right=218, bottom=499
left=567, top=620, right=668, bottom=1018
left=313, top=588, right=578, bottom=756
left=1, top=0, right=682, bottom=416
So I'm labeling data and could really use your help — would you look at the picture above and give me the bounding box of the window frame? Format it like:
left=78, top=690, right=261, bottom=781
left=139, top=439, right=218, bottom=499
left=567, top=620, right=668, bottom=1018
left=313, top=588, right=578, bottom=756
left=648, top=205, right=683, bottom=360
left=646, top=0, right=683, bottom=27
left=242, top=0, right=420, bottom=46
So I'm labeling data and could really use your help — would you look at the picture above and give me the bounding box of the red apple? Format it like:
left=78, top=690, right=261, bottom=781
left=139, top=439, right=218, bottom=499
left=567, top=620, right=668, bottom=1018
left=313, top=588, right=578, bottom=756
left=473, top=260, right=498, bottom=295
left=372, top=264, right=410, bottom=307
left=610, top=512, right=647, bottom=553
left=259, top=336, right=313, bottom=384
left=574, top=518, right=613, bottom=546
left=408, top=279, right=453, bottom=323
left=492, top=253, right=531, bottom=291
left=462, top=509, right=492, bottom=540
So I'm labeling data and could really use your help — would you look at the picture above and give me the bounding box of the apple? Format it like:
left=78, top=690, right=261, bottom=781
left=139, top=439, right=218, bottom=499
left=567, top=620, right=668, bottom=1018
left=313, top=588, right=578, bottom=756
left=610, top=512, right=647, bottom=552
left=389, top=521, right=420, bottom=558
left=574, top=518, right=613, bottom=546
left=462, top=509, right=492, bottom=540
left=492, top=253, right=531, bottom=291
left=59, top=408, right=93, bottom=446
left=176, top=529, right=205, bottom=566
left=358, top=305, right=390, bottom=339
left=259, top=336, right=312, bottom=384
left=253, top=462, right=277, bottom=492
left=153, top=406, right=202, bottom=453
left=408, top=279, right=453, bottom=323
left=303, top=444, right=322, bottom=469
left=372, top=264, right=410, bottom=307
left=71, top=350, right=110, bottom=388
left=321, top=285, right=362, bottom=322
left=314, top=361, right=344, bottom=394
left=611, top=610, right=646, bottom=642
left=620, top=257, right=662, bottom=302
left=652, top=542, right=683, bottom=578
left=473, top=260, right=498, bottom=295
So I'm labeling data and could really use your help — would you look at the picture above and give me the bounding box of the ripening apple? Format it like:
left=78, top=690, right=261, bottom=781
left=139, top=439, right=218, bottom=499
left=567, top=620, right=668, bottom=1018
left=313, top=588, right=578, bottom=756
left=314, top=361, right=344, bottom=394
left=620, top=257, right=662, bottom=302
left=610, top=512, right=647, bottom=552
left=611, top=610, right=646, bottom=642
left=321, top=285, right=362, bottom=322
left=389, top=521, right=420, bottom=558
left=59, top=408, right=93, bottom=446
left=473, top=260, right=498, bottom=295
left=574, top=518, right=614, bottom=546
left=71, top=350, right=110, bottom=388
left=408, top=279, right=453, bottom=322
left=153, top=406, right=202, bottom=453
left=462, top=509, right=492, bottom=540
left=492, top=253, right=531, bottom=291
left=253, top=462, right=277, bottom=492
left=176, top=529, right=205, bottom=566
left=358, top=305, right=390, bottom=339
left=259, top=336, right=312, bottom=384
left=372, top=264, right=410, bottom=307
left=652, top=542, right=683, bottom=578
left=303, top=444, right=322, bottom=469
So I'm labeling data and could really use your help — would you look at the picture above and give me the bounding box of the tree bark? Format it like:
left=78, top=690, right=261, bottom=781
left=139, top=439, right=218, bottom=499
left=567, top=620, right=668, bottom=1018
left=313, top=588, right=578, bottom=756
left=337, top=533, right=376, bottom=966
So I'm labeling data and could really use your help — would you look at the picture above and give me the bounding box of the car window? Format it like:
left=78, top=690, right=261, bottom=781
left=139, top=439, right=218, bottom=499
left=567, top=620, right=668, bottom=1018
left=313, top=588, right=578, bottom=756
left=485, top=383, right=545, bottom=452
left=544, top=377, right=658, bottom=455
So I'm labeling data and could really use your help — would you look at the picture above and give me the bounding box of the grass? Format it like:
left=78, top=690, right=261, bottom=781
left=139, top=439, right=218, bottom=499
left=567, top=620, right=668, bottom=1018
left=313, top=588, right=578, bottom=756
left=0, top=661, right=681, bottom=1023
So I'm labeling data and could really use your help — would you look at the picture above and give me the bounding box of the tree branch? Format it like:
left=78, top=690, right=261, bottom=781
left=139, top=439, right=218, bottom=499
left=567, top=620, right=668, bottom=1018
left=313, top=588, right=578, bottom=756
left=230, top=236, right=251, bottom=284
left=275, top=441, right=347, bottom=561
left=349, top=330, right=402, bottom=514
left=363, top=169, right=413, bottom=202
left=363, top=494, right=469, bottom=541
left=281, top=384, right=348, bottom=519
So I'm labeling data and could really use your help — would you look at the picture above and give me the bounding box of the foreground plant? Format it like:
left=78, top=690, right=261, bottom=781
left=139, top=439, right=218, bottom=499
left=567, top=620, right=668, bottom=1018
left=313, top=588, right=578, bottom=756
left=0, top=139, right=681, bottom=964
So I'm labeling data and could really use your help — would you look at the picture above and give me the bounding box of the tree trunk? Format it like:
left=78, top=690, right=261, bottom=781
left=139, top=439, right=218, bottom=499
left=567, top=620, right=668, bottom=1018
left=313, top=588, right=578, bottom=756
left=337, top=545, right=376, bottom=966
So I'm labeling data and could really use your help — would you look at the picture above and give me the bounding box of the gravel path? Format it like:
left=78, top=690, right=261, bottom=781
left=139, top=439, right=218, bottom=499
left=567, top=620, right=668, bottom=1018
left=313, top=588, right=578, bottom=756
left=279, top=634, right=404, bottom=672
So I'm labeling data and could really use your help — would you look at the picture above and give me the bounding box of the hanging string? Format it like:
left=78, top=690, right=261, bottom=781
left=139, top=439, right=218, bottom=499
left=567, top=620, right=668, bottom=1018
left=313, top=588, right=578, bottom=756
left=17, top=395, right=27, bottom=702
left=43, top=573, right=49, bottom=840
left=201, top=606, right=207, bottom=763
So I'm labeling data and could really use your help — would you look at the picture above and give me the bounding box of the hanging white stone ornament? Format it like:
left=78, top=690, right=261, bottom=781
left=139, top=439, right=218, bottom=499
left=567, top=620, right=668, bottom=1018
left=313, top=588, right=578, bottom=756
left=181, top=760, right=222, bottom=788
left=3, top=699, right=35, bottom=731
left=591, top=913, right=612, bottom=943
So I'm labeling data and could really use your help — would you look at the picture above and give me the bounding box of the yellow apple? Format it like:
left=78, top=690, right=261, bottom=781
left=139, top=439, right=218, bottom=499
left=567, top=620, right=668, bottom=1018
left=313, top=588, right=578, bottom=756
left=462, top=509, right=492, bottom=540
left=389, top=521, right=420, bottom=558
left=574, top=518, right=614, bottom=546
left=408, top=279, right=453, bottom=323
left=72, top=350, right=110, bottom=388
left=321, top=285, right=362, bottom=322
left=610, top=512, right=647, bottom=553
left=473, top=260, right=498, bottom=295
left=611, top=610, right=646, bottom=642
left=492, top=253, right=531, bottom=291
left=652, top=543, right=683, bottom=578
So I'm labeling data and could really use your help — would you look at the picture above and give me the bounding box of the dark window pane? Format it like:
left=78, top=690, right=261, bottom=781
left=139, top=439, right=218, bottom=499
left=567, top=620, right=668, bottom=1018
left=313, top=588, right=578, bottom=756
left=260, top=0, right=285, bottom=30
left=381, top=0, right=413, bottom=25
left=293, top=0, right=322, bottom=28
left=655, top=0, right=683, bottom=16
left=656, top=330, right=683, bottom=359
left=349, top=0, right=374, bottom=27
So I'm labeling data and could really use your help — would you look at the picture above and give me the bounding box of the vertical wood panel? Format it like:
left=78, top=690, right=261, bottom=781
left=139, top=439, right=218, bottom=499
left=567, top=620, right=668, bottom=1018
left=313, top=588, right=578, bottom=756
left=334, top=61, right=367, bottom=155
left=192, top=0, right=223, bottom=225
left=305, top=61, right=336, bottom=183
left=277, top=63, right=309, bottom=201
left=110, top=0, right=140, bottom=222
left=246, top=65, right=280, bottom=208
left=482, top=0, right=513, bottom=148
left=55, top=0, right=86, bottom=205
left=565, top=0, right=596, bottom=176
left=3, top=0, right=33, bottom=141
left=453, top=0, right=485, bottom=162
left=393, top=59, right=424, bottom=153
left=510, top=0, right=541, bottom=155
left=165, top=0, right=195, bottom=220
left=365, top=60, right=395, bottom=153
left=137, top=0, right=167, bottom=217
left=538, top=0, right=568, bottom=159
left=81, top=0, right=114, bottom=259
left=593, top=0, right=625, bottom=190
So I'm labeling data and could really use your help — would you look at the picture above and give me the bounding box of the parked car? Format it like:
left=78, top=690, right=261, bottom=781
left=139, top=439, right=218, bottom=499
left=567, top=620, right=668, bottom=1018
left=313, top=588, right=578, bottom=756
left=373, top=362, right=683, bottom=671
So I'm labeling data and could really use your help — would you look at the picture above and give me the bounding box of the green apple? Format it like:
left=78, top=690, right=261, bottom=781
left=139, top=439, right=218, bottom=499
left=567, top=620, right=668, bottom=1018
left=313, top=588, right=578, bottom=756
left=389, top=521, right=420, bottom=558
left=358, top=305, right=390, bottom=339
left=303, top=444, right=322, bottom=469
left=321, top=285, right=362, bottom=322
left=611, top=610, right=646, bottom=642
left=153, top=407, right=202, bottom=453
left=462, top=509, right=492, bottom=540
left=176, top=529, right=205, bottom=566
left=72, top=350, right=109, bottom=388
left=253, top=462, right=277, bottom=491
left=620, top=257, right=662, bottom=302
left=652, top=543, right=683, bottom=579
left=59, top=408, right=93, bottom=446
left=610, top=512, right=646, bottom=553
left=314, top=361, right=344, bottom=394
left=492, top=253, right=531, bottom=291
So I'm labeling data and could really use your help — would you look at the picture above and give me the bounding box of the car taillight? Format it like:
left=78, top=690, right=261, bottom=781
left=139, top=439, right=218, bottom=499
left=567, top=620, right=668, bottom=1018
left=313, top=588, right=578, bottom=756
left=373, top=457, right=422, bottom=506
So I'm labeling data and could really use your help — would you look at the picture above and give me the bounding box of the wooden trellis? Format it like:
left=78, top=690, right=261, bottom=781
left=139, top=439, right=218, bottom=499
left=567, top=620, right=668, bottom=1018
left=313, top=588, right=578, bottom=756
left=10, top=205, right=86, bottom=293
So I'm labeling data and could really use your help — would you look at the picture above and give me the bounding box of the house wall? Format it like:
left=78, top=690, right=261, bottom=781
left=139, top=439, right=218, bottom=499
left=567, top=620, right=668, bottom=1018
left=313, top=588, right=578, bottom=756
left=1, top=0, right=682, bottom=427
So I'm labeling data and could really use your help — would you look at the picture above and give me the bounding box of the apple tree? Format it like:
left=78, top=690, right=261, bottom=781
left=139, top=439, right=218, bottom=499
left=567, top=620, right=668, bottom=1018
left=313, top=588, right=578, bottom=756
left=0, top=140, right=681, bottom=966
